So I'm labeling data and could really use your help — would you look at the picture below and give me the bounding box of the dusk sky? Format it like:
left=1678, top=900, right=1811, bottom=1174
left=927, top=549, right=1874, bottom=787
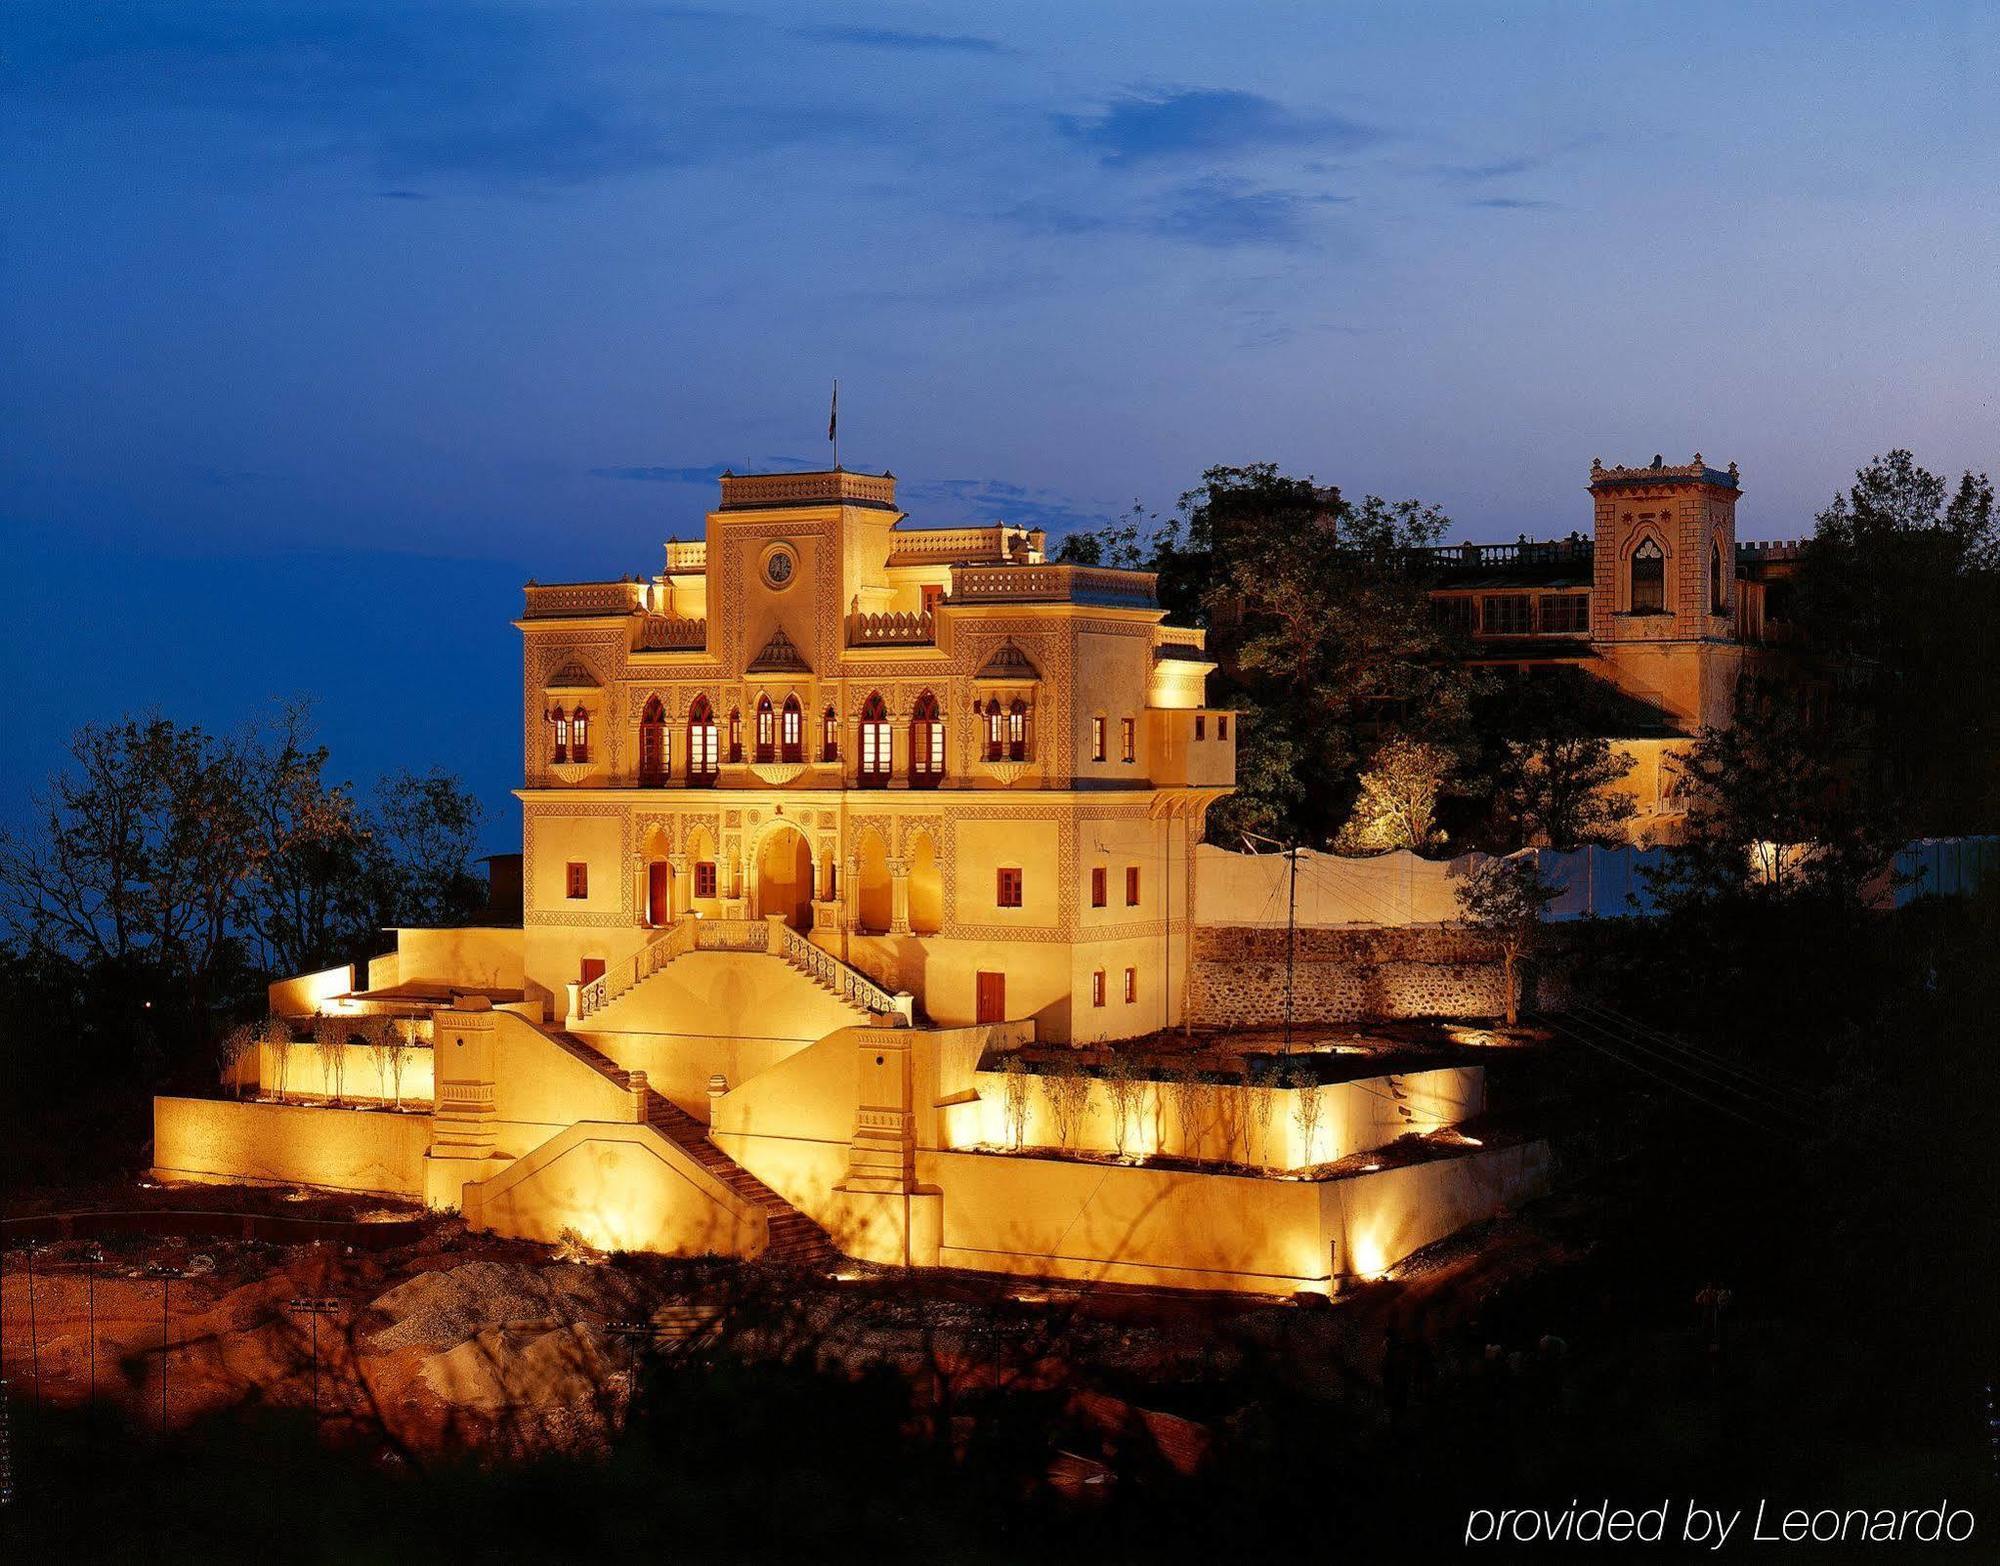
left=5, top=1, right=1996, bottom=848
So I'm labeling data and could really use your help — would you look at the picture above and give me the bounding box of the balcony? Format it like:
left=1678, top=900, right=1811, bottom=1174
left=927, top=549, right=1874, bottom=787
left=849, top=608, right=936, bottom=646
left=718, top=469, right=898, bottom=511
left=522, top=580, right=645, bottom=619
left=948, top=562, right=1158, bottom=608
left=887, top=523, right=1045, bottom=567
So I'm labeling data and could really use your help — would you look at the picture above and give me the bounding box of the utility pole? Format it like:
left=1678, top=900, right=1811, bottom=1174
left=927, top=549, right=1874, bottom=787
left=146, top=1264, right=187, bottom=1433
left=287, top=1298, right=342, bottom=1417
left=22, top=1244, right=40, bottom=1405
left=1285, top=838, right=1298, bottom=1056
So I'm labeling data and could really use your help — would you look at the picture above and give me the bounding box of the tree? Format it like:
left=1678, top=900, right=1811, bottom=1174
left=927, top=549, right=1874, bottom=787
left=216, top=1022, right=257, bottom=1099
left=1178, top=466, right=1474, bottom=844
left=1102, top=1053, right=1144, bottom=1159
left=1246, top=1062, right=1280, bottom=1169
left=0, top=718, right=257, bottom=1029
left=369, top=1017, right=420, bottom=1109
left=1655, top=677, right=1896, bottom=911
left=261, top=1014, right=295, bottom=1100
left=241, top=702, right=371, bottom=976
left=363, top=768, right=486, bottom=930
left=999, top=1054, right=1032, bottom=1149
left=1287, top=1061, right=1326, bottom=1167
left=1456, top=854, right=1559, bottom=1026
left=311, top=1014, right=350, bottom=1104
left=1493, top=733, right=1636, bottom=850
left=1042, top=1058, right=1092, bottom=1150
left=1334, top=737, right=1456, bottom=854
left=1792, top=450, right=1999, bottom=833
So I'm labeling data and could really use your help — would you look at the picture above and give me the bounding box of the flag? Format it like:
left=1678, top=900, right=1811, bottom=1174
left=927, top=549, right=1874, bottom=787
left=827, top=380, right=838, bottom=445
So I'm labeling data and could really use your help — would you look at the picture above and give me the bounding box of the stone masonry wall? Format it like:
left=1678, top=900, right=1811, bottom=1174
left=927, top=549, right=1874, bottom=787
left=1188, top=925, right=1507, bottom=1025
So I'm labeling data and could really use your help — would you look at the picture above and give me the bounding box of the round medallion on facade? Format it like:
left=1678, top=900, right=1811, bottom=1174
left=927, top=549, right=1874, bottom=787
left=762, top=544, right=798, bottom=589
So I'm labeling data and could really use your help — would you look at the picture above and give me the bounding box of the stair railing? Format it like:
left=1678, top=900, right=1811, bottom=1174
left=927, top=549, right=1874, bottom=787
left=771, top=923, right=913, bottom=1023
left=575, top=916, right=697, bottom=1023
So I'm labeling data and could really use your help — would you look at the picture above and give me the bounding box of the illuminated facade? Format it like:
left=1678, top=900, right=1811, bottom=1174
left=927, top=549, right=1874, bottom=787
left=153, top=467, right=1543, bottom=1295
left=1425, top=456, right=1800, bottom=834
left=518, top=468, right=1232, bottom=1046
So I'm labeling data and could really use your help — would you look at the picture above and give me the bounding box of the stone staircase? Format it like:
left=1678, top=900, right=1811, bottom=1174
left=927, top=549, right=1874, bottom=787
left=535, top=1022, right=840, bottom=1268
left=573, top=916, right=912, bottom=1030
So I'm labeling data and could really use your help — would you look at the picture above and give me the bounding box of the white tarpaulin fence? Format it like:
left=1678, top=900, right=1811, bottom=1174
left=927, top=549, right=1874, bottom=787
left=1195, top=836, right=1997, bottom=928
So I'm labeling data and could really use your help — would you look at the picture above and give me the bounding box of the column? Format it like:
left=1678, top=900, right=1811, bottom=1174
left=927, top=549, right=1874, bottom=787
left=888, top=858, right=911, bottom=935
left=890, top=718, right=913, bottom=789
left=667, top=853, right=690, bottom=919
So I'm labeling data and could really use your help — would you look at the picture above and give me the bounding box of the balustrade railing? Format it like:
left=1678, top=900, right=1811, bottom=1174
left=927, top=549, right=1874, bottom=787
left=849, top=608, right=935, bottom=645
left=949, top=563, right=1157, bottom=606
left=693, top=918, right=770, bottom=953
left=523, top=580, right=645, bottom=618
left=771, top=924, right=908, bottom=1020
left=575, top=917, right=697, bottom=1022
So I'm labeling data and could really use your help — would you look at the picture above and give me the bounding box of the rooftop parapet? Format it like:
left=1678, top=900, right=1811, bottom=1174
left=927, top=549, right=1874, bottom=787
left=888, top=523, right=1046, bottom=566
left=1416, top=536, right=1594, bottom=575
left=523, top=580, right=646, bottom=619
left=718, top=469, right=898, bottom=511
left=948, top=561, right=1158, bottom=608
left=1589, top=453, right=1741, bottom=490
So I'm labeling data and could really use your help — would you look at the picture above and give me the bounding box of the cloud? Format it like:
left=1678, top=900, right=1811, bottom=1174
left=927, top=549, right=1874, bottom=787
left=375, top=189, right=432, bottom=201
left=589, top=464, right=732, bottom=484
left=1465, top=196, right=1555, bottom=210
left=1002, top=179, right=1339, bottom=250
left=792, top=25, right=1009, bottom=55
left=1056, top=87, right=1374, bottom=167
left=901, top=478, right=1121, bottom=536
left=1148, top=178, right=1314, bottom=248
left=1427, top=154, right=1542, bottom=182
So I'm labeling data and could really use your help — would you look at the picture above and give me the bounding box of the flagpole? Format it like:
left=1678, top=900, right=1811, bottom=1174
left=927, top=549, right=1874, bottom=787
left=829, top=378, right=840, bottom=470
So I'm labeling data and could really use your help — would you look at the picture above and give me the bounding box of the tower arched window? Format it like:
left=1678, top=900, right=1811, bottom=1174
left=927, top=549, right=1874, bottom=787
left=570, top=705, right=590, bottom=764
left=1630, top=539, right=1665, bottom=614
left=911, top=690, right=944, bottom=788
left=639, top=696, right=667, bottom=785
left=550, top=706, right=570, bottom=764
left=983, top=698, right=1004, bottom=761
left=1711, top=540, right=1726, bottom=615
left=687, top=696, right=718, bottom=784
left=727, top=707, right=742, bottom=764
left=821, top=705, right=839, bottom=763
left=754, top=695, right=775, bottom=763
left=780, top=694, right=803, bottom=763
left=1008, top=698, right=1029, bottom=761
left=858, top=692, right=891, bottom=787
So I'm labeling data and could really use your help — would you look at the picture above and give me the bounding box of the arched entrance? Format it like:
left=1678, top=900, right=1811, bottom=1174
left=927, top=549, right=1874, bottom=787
left=752, top=822, right=815, bottom=933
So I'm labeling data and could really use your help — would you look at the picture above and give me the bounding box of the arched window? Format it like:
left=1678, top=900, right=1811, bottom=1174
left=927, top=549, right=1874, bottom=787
left=1630, top=539, right=1665, bottom=614
left=687, top=696, right=718, bottom=784
left=780, top=694, right=803, bottom=762
left=550, top=705, right=570, bottom=764
left=754, top=695, right=775, bottom=763
left=638, top=696, right=667, bottom=785
left=1711, top=540, right=1726, bottom=615
left=983, top=698, right=1004, bottom=761
left=821, top=705, right=839, bottom=763
left=1008, top=698, right=1029, bottom=761
left=727, top=707, right=743, bottom=764
left=858, top=692, right=891, bottom=787
left=570, top=705, right=590, bottom=764
left=911, top=690, right=944, bottom=787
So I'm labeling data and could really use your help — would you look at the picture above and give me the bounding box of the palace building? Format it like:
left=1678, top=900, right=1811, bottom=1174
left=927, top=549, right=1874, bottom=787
left=152, top=464, right=1551, bottom=1296
left=1424, top=455, right=1803, bottom=834
left=519, top=467, right=1232, bottom=1048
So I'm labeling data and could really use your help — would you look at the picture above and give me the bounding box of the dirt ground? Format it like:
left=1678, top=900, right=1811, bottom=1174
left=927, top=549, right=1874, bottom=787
left=0, top=1180, right=1573, bottom=1468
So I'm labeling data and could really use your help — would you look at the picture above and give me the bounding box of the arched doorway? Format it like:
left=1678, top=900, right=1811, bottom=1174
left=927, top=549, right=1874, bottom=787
left=642, top=824, right=673, bottom=927
left=752, top=823, right=814, bottom=933
left=908, top=831, right=943, bottom=935
left=855, top=828, right=892, bottom=933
